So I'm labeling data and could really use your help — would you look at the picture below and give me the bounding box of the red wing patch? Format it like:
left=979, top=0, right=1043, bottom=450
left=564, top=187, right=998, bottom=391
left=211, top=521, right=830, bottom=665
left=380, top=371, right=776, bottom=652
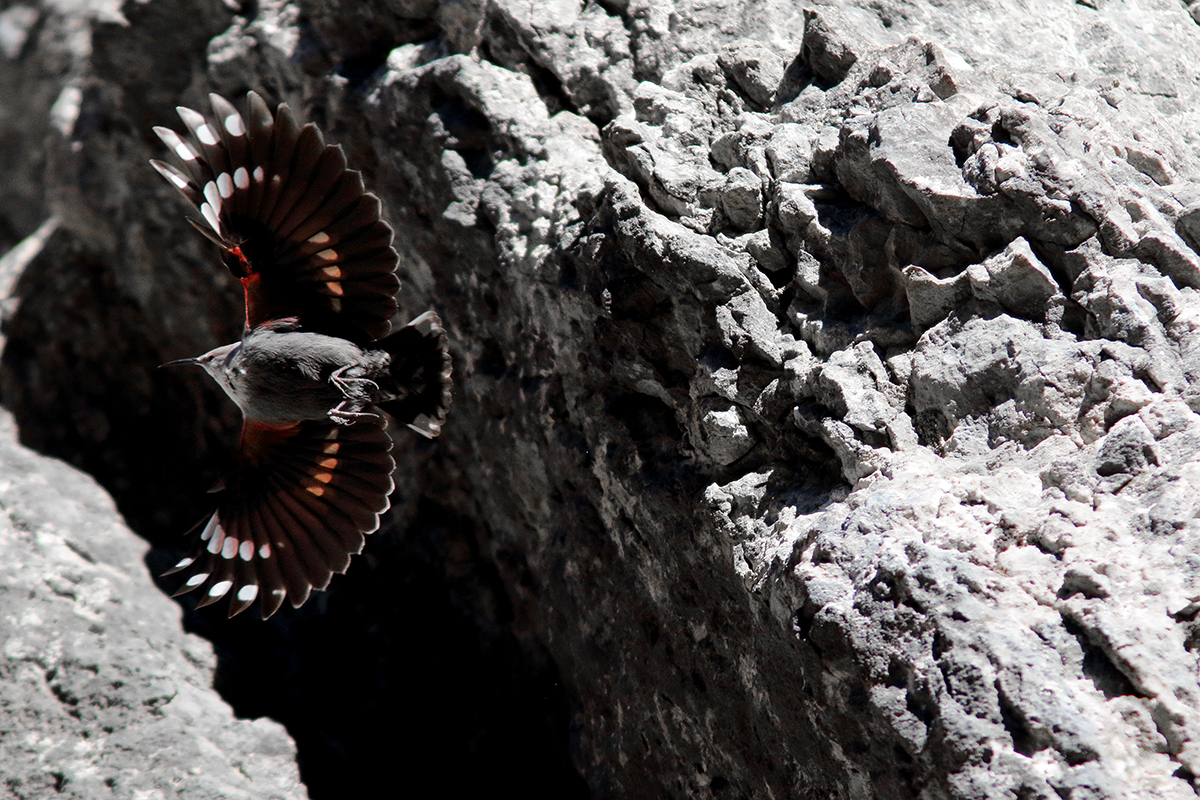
left=151, top=92, right=399, bottom=343
left=165, top=416, right=395, bottom=618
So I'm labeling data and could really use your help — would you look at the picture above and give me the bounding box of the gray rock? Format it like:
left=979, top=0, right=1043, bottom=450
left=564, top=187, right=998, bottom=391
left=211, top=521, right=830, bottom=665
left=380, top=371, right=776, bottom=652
left=719, top=166, right=764, bottom=231
left=966, top=237, right=1064, bottom=320
left=801, top=6, right=893, bottom=87
left=718, top=41, right=785, bottom=109
left=10, top=0, right=1200, bottom=797
left=0, top=411, right=304, bottom=798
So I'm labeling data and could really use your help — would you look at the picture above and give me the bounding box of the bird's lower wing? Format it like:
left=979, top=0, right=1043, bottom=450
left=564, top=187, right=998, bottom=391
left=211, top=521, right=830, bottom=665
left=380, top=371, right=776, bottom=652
left=165, top=416, right=395, bottom=618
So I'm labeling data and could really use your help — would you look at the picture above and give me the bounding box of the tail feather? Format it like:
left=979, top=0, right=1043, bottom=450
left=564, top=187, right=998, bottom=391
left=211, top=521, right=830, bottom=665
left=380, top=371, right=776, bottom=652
left=376, top=310, right=452, bottom=438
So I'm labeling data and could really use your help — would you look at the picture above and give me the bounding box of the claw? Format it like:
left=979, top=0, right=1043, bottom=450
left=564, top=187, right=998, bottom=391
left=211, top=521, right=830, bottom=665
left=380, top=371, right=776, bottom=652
left=330, top=363, right=379, bottom=397
left=329, top=400, right=379, bottom=425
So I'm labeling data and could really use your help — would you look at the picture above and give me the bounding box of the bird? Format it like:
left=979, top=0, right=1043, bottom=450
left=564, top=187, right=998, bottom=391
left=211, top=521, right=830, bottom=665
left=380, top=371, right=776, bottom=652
left=150, top=91, right=451, bottom=618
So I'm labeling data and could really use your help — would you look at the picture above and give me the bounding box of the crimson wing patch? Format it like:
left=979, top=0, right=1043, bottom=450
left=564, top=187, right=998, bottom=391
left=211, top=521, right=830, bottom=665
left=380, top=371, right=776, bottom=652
left=151, top=92, right=399, bottom=343
left=165, top=416, right=395, bottom=618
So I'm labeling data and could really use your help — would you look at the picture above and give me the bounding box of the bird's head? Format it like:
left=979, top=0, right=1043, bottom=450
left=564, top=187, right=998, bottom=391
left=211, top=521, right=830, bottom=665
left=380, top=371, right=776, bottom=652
left=160, top=342, right=244, bottom=401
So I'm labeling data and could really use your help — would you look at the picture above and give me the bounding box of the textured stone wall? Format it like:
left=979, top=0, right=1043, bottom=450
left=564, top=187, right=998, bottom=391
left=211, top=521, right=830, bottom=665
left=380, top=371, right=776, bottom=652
left=6, top=0, right=1200, bottom=797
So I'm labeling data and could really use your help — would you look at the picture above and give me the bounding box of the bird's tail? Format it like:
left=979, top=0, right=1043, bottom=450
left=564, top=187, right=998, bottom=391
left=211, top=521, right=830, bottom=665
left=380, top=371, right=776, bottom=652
left=376, top=311, right=453, bottom=438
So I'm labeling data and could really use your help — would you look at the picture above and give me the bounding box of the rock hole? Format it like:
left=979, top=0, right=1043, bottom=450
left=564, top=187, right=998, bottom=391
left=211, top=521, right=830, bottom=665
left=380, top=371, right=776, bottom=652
left=905, top=687, right=935, bottom=726
left=1062, top=614, right=1141, bottom=699
left=426, top=88, right=495, bottom=179
left=997, top=689, right=1038, bottom=756
left=333, top=37, right=401, bottom=90
left=931, top=629, right=948, bottom=659
left=990, top=121, right=1015, bottom=146
left=791, top=606, right=815, bottom=640
left=478, top=339, right=507, bottom=378
left=1172, top=765, right=1199, bottom=795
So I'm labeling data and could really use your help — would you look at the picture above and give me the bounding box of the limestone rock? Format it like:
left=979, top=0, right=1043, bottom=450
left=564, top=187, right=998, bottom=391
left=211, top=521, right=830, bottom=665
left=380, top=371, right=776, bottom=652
left=7, top=0, right=1200, bottom=798
left=0, top=410, right=303, bottom=798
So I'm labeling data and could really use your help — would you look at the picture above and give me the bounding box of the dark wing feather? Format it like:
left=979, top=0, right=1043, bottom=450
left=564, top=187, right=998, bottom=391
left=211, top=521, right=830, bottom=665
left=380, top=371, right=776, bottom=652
left=151, top=91, right=399, bottom=343
left=165, top=416, right=395, bottom=619
left=376, top=311, right=454, bottom=438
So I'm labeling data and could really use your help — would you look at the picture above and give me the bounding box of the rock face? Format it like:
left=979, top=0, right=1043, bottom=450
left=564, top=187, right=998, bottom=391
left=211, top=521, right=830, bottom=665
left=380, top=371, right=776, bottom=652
left=0, top=409, right=304, bottom=798
left=7, top=0, right=1200, bottom=797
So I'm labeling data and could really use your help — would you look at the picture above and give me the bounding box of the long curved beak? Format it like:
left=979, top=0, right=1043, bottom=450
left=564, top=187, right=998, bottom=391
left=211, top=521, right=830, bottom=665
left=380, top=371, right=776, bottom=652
left=158, top=356, right=200, bottom=369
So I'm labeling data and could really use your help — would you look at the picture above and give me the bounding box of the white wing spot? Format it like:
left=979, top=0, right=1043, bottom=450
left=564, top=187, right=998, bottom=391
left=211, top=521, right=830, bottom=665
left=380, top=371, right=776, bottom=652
left=200, top=515, right=218, bottom=542
left=158, top=167, right=189, bottom=189
left=239, top=540, right=254, bottom=561
left=253, top=166, right=265, bottom=182
left=321, top=266, right=342, bottom=279
left=207, top=532, right=223, bottom=554
left=234, top=167, right=249, bottom=189
left=217, top=172, right=234, bottom=199
left=221, top=536, right=238, bottom=559
left=208, top=580, right=233, bottom=598
left=330, top=298, right=343, bottom=312
left=156, top=127, right=198, bottom=161
left=203, top=181, right=222, bottom=214
left=173, top=556, right=195, bottom=570
left=258, top=543, right=271, bottom=559
left=196, top=123, right=218, bottom=146
left=237, top=584, right=259, bottom=602
left=308, top=232, right=331, bottom=245
left=185, top=573, right=209, bottom=587
left=224, top=113, right=246, bottom=136
left=316, top=248, right=338, bottom=262
left=200, top=202, right=220, bottom=233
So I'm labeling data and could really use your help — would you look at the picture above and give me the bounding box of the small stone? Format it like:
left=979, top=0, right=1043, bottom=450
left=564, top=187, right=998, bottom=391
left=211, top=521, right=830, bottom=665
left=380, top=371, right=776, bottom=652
left=718, top=42, right=785, bottom=109
left=765, top=124, right=815, bottom=183
left=966, top=237, right=1062, bottom=319
left=700, top=402, right=756, bottom=465
left=721, top=167, right=764, bottom=231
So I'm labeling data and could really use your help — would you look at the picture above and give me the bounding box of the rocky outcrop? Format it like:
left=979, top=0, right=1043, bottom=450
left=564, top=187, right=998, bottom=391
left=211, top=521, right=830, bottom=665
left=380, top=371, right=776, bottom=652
left=0, top=408, right=303, bottom=797
left=6, top=0, right=1200, bottom=797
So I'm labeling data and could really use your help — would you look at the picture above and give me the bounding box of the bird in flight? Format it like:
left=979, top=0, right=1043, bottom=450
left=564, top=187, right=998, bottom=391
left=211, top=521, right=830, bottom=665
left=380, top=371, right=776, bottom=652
left=151, top=91, right=451, bottom=618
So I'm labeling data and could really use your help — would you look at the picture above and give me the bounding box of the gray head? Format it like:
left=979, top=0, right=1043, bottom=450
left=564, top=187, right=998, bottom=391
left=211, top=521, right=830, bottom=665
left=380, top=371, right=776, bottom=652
left=160, top=342, right=243, bottom=402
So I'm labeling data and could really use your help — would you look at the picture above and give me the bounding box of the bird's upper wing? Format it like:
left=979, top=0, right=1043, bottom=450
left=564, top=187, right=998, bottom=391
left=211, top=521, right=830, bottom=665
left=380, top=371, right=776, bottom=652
left=165, top=415, right=395, bottom=618
left=151, top=92, right=399, bottom=343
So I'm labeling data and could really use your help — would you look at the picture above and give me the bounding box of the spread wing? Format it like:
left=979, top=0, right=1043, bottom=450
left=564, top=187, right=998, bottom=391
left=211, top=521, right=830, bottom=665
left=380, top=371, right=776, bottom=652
left=165, top=416, right=395, bottom=618
left=151, top=92, right=399, bottom=343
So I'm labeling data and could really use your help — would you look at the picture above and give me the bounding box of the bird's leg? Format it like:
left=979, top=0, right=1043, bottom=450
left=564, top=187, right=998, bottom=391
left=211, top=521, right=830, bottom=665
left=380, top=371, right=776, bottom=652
left=329, top=401, right=379, bottom=425
left=329, top=364, right=380, bottom=425
left=330, top=364, right=379, bottom=397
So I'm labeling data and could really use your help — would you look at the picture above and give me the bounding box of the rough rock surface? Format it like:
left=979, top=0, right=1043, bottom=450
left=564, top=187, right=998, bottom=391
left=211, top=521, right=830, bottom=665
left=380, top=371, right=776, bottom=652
left=0, top=407, right=304, bottom=798
left=7, top=0, right=1200, bottom=798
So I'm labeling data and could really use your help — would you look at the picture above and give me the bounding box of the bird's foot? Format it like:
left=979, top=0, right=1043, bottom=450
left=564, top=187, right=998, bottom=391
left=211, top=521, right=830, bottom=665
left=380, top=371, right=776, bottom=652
left=329, top=401, right=379, bottom=426
left=330, top=364, right=379, bottom=398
